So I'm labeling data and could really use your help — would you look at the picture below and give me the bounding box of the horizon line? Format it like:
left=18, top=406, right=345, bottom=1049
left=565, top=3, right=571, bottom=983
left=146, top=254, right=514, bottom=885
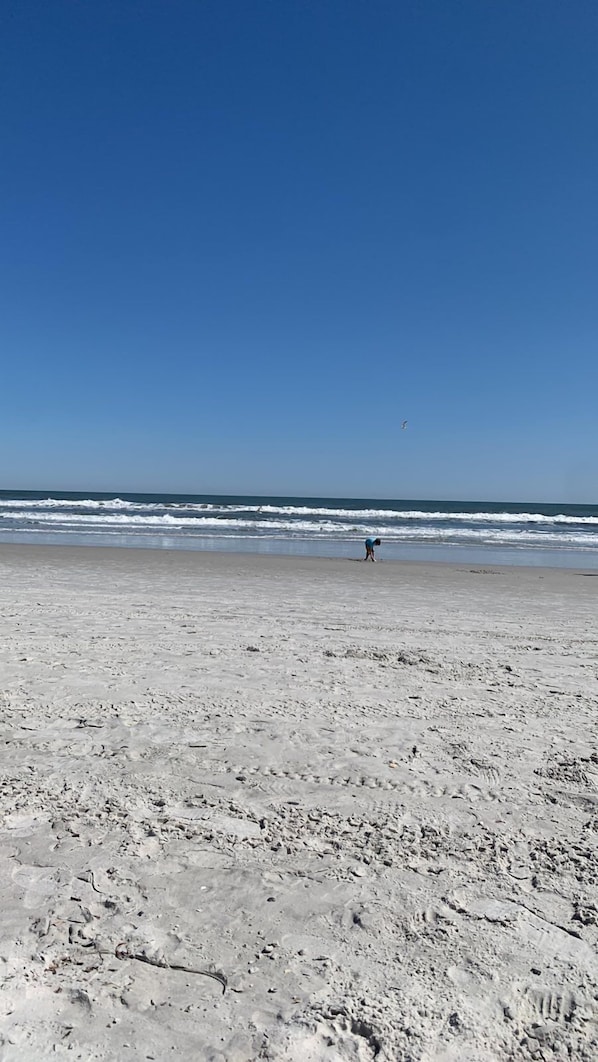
left=0, top=487, right=595, bottom=508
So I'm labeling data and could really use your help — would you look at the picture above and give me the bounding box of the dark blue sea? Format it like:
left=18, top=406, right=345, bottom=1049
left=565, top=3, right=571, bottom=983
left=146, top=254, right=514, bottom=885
left=0, top=491, right=597, bottom=568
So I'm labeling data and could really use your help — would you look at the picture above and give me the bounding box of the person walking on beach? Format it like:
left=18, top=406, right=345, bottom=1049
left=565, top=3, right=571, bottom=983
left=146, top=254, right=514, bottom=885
left=364, top=537, right=381, bottom=561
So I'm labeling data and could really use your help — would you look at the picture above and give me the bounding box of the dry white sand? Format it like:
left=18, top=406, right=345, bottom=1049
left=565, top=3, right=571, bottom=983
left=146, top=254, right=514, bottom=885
left=0, top=545, right=596, bottom=1061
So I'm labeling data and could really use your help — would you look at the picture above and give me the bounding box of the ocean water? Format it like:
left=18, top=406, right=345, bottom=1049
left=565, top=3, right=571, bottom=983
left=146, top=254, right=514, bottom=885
left=0, top=491, right=597, bottom=568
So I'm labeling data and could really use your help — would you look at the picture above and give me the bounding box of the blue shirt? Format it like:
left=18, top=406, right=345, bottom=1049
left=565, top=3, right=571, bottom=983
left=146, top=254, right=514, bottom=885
left=365, top=537, right=376, bottom=549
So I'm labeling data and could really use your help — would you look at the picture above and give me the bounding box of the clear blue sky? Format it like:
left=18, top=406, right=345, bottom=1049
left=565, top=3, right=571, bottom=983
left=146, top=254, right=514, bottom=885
left=2, top=0, right=596, bottom=501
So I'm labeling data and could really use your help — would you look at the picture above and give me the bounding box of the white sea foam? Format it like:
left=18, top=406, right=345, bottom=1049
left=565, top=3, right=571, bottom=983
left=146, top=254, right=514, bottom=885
left=0, top=497, right=140, bottom=510
left=0, top=511, right=355, bottom=534
left=0, top=497, right=596, bottom=524
left=246, top=505, right=598, bottom=524
left=4, top=525, right=597, bottom=550
left=2, top=507, right=597, bottom=548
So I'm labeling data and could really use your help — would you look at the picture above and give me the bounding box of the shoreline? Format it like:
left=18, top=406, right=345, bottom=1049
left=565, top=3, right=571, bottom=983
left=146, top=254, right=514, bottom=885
left=2, top=491, right=597, bottom=571
left=1, top=536, right=598, bottom=574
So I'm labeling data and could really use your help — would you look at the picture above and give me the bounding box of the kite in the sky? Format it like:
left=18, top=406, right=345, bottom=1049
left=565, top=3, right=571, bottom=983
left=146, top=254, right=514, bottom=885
left=401, top=420, right=408, bottom=430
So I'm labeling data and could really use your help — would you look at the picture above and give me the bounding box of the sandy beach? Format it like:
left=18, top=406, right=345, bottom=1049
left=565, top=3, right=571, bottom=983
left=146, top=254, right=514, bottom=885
left=0, top=544, right=596, bottom=1061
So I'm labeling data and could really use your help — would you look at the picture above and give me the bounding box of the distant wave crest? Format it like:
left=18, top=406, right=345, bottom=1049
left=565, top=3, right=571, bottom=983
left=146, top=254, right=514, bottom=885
left=0, top=497, right=597, bottom=525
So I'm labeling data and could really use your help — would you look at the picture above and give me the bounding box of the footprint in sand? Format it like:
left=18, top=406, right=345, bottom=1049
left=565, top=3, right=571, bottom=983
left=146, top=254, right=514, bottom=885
left=11, top=864, right=61, bottom=909
left=261, top=1011, right=381, bottom=1061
